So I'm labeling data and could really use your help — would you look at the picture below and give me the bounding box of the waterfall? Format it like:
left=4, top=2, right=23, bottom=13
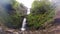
left=27, top=8, right=30, bottom=15
left=21, top=18, right=26, bottom=31
left=21, top=8, right=30, bottom=31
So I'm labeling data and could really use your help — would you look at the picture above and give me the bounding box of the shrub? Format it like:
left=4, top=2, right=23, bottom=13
left=5, top=0, right=27, bottom=29
left=27, top=0, right=55, bottom=29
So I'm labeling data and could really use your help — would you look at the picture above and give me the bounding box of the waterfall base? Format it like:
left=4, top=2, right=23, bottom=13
left=21, top=28, right=25, bottom=31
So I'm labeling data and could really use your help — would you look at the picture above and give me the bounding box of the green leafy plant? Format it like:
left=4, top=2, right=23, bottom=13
left=6, top=0, right=27, bottom=29
left=27, top=0, right=55, bottom=29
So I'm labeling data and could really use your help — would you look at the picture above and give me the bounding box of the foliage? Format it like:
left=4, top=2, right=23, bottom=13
left=6, top=0, right=27, bottom=29
left=27, top=0, right=55, bottom=29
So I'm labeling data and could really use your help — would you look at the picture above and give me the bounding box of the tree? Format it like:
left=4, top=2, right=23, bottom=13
left=27, top=0, right=55, bottom=30
left=6, top=0, right=27, bottom=29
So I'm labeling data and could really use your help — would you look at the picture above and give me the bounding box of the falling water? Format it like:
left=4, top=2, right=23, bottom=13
left=21, top=8, right=30, bottom=31
left=27, top=8, right=30, bottom=15
left=21, top=18, right=26, bottom=31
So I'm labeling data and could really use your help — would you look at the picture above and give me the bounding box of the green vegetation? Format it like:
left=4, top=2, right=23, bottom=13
left=3, top=0, right=55, bottom=29
left=6, top=0, right=27, bottom=29
left=27, top=0, right=55, bottom=29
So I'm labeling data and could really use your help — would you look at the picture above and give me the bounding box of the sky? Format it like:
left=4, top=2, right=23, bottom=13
left=16, top=0, right=34, bottom=8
